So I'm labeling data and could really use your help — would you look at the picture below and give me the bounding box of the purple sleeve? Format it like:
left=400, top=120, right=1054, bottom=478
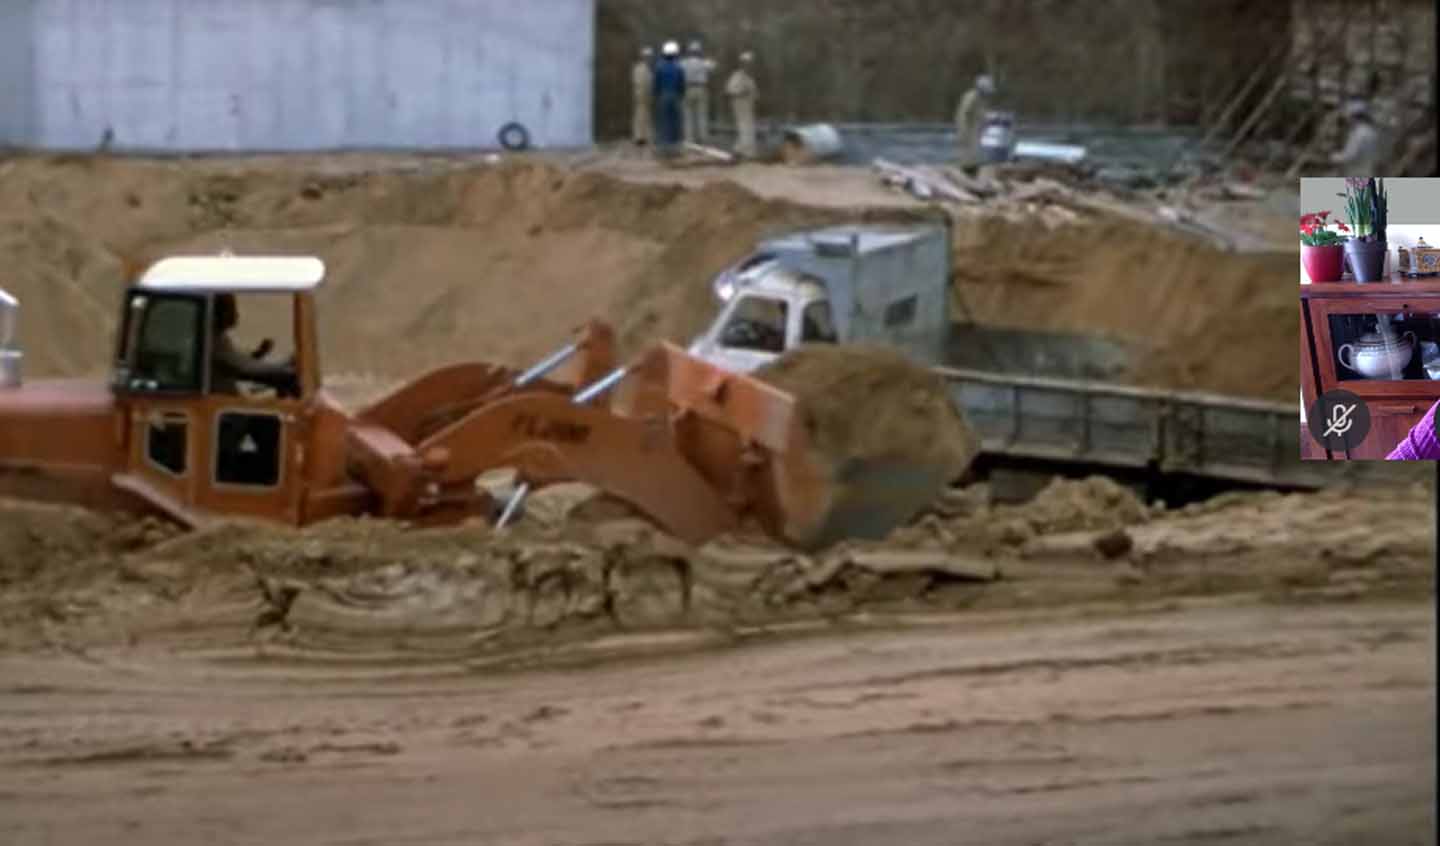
left=1386, top=399, right=1440, bottom=460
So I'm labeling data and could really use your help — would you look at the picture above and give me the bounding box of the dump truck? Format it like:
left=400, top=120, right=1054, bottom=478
left=688, top=224, right=1393, bottom=491
left=0, top=255, right=969, bottom=550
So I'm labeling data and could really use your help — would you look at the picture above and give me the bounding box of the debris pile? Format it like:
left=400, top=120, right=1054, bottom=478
left=872, top=157, right=1254, bottom=250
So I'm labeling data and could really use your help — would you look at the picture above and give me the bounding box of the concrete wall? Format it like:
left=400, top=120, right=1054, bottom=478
left=0, top=0, right=594, bottom=151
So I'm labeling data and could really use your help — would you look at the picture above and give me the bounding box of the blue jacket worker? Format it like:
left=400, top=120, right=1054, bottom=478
left=652, top=40, right=686, bottom=153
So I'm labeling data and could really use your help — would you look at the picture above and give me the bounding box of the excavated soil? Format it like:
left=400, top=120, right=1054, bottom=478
left=755, top=343, right=981, bottom=479
left=1, top=153, right=1292, bottom=401
left=0, top=470, right=1430, bottom=656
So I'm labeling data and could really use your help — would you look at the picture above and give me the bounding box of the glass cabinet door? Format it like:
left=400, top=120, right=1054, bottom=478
left=1317, top=304, right=1440, bottom=384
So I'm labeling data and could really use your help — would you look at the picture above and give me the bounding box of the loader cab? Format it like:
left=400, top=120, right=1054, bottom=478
left=689, top=264, right=837, bottom=374
left=109, top=255, right=326, bottom=526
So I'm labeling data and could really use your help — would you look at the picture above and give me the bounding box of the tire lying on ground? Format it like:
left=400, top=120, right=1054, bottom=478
left=753, top=343, right=981, bottom=549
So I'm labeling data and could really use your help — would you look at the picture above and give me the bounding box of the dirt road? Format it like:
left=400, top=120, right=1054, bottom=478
left=1, top=598, right=1431, bottom=846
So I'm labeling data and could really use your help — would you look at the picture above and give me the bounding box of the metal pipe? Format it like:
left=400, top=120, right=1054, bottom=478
left=572, top=366, right=628, bottom=405
left=495, top=481, right=530, bottom=530
left=515, top=341, right=579, bottom=387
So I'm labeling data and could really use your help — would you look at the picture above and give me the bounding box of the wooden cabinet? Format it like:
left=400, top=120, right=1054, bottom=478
left=1301, top=276, right=1440, bottom=460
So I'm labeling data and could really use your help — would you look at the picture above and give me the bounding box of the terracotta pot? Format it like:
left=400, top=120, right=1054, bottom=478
left=1301, top=243, right=1343, bottom=283
left=1344, top=238, right=1388, bottom=282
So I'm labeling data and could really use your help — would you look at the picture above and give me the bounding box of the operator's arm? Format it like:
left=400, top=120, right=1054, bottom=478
left=214, top=333, right=292, bottom=380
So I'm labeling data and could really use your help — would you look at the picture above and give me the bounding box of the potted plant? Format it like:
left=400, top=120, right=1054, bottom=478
left=1338, top=177, right=1389, bottom=282
left=1300, top=210, right=1347, bottom=282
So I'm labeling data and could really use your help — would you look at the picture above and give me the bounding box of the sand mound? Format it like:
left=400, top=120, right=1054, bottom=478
left=1006, top=476, right=1151, bottom=534
left=757, top=343, right=979, bottom=476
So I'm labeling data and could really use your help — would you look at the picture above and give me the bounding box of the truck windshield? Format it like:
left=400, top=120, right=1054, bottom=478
left=720, top=296, right=788, bottom=353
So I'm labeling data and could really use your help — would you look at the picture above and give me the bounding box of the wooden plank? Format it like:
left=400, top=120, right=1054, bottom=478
left=1219, top=69, right=1292, bottom=161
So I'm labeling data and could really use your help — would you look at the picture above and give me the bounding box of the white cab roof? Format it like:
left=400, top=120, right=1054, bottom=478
left=139, top=255, right=326, bottom=292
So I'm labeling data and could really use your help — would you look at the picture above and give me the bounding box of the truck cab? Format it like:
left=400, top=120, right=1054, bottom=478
left=688, top=224, right=950, bottom=373
left=688, top=260, right=839, bottom=373
left=107, top=255, right=336, bottom=525
left=0, top=254, right=358, bottom=526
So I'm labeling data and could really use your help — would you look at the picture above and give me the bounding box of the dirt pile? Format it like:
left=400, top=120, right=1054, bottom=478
left=754, top=343, right=981, bottom=548
left=756, top=343, right=980, bottom=476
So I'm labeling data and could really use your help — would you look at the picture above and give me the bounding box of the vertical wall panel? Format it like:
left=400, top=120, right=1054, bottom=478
left=0, top=0, right=39, bottom=144
left=0, top=0, right=594, bottom=151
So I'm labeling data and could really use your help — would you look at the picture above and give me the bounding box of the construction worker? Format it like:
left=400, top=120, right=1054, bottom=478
left=954, top=74, right=995, bottom=169
left=210, top=294, right=296, bottom=396
left=680, top=40, right=717, bottom=144
left=652, top=41, right=687, bottom=158
left=631, top=46, right=654, bottom=146
left=725, top=51, right=759, bottom=158
left=1332, top=99, right=1382, bottom=175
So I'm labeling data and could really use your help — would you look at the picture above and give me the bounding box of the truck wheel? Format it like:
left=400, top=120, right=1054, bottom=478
left=498, top=122, right=531, bottom=152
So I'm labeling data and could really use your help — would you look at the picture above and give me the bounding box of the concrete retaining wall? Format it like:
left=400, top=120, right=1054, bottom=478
left=0, top=0, right=594, bottom=152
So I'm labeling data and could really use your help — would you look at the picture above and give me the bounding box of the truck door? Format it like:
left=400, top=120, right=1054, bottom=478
left=113, top=291, right=208, bottom=520
left=191, top=293, right=304, bottom=524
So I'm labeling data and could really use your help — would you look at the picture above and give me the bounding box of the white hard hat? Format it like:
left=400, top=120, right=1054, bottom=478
left=688, top=40, right=703, bottom=52
left=740, top=51, right=754, bottom=63
left=976, top=75, right=995, bottom=93
left=662, top=41, right=680, bottom=56
left=640, top=46, right=653, bottom=56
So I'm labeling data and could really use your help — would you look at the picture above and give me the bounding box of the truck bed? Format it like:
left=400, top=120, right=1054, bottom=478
left=937, top=365, right=1405, bottom=489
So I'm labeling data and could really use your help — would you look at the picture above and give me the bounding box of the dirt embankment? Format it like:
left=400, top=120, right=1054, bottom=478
left=1, top=472, right=1430, bottom=656
left=3, top=153, right=1292, bottom=401
left=950, top=215, right=1297, bottom=401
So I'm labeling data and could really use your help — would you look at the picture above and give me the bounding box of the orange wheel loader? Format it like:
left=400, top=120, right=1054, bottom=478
left=0, top=254, right=957, bottom=550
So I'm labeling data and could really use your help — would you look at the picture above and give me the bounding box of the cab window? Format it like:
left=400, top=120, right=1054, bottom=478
left=801, top=300, right=838, bottom=343
left=127, top=294, right=205, bottom=393
left=720, top=296, right=788, bottom=353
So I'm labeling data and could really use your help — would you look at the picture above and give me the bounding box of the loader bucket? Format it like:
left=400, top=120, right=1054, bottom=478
left=780, top=457, right=957, bottom=550
left=647, top=342, right=973, bottom=551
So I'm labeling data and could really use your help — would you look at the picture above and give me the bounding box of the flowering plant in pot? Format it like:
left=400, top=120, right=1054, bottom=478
left=1300, top=211, right=1347, bottom=282
left=1338, top=177, right=1389, bottom=282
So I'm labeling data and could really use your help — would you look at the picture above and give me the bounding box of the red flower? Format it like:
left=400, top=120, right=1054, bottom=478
left=1315, top=210, right=1330, bottom=221
left=1337, top=222, right=1350, bottom=232
left=1300, top=222, right=1316, bottom=236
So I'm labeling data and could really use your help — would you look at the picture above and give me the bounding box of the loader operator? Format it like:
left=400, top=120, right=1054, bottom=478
left=210, top=293, right=298, bottom=396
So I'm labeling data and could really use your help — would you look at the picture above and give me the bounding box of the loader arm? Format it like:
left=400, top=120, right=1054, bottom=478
left=417, top=391, right=741, bottom=544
